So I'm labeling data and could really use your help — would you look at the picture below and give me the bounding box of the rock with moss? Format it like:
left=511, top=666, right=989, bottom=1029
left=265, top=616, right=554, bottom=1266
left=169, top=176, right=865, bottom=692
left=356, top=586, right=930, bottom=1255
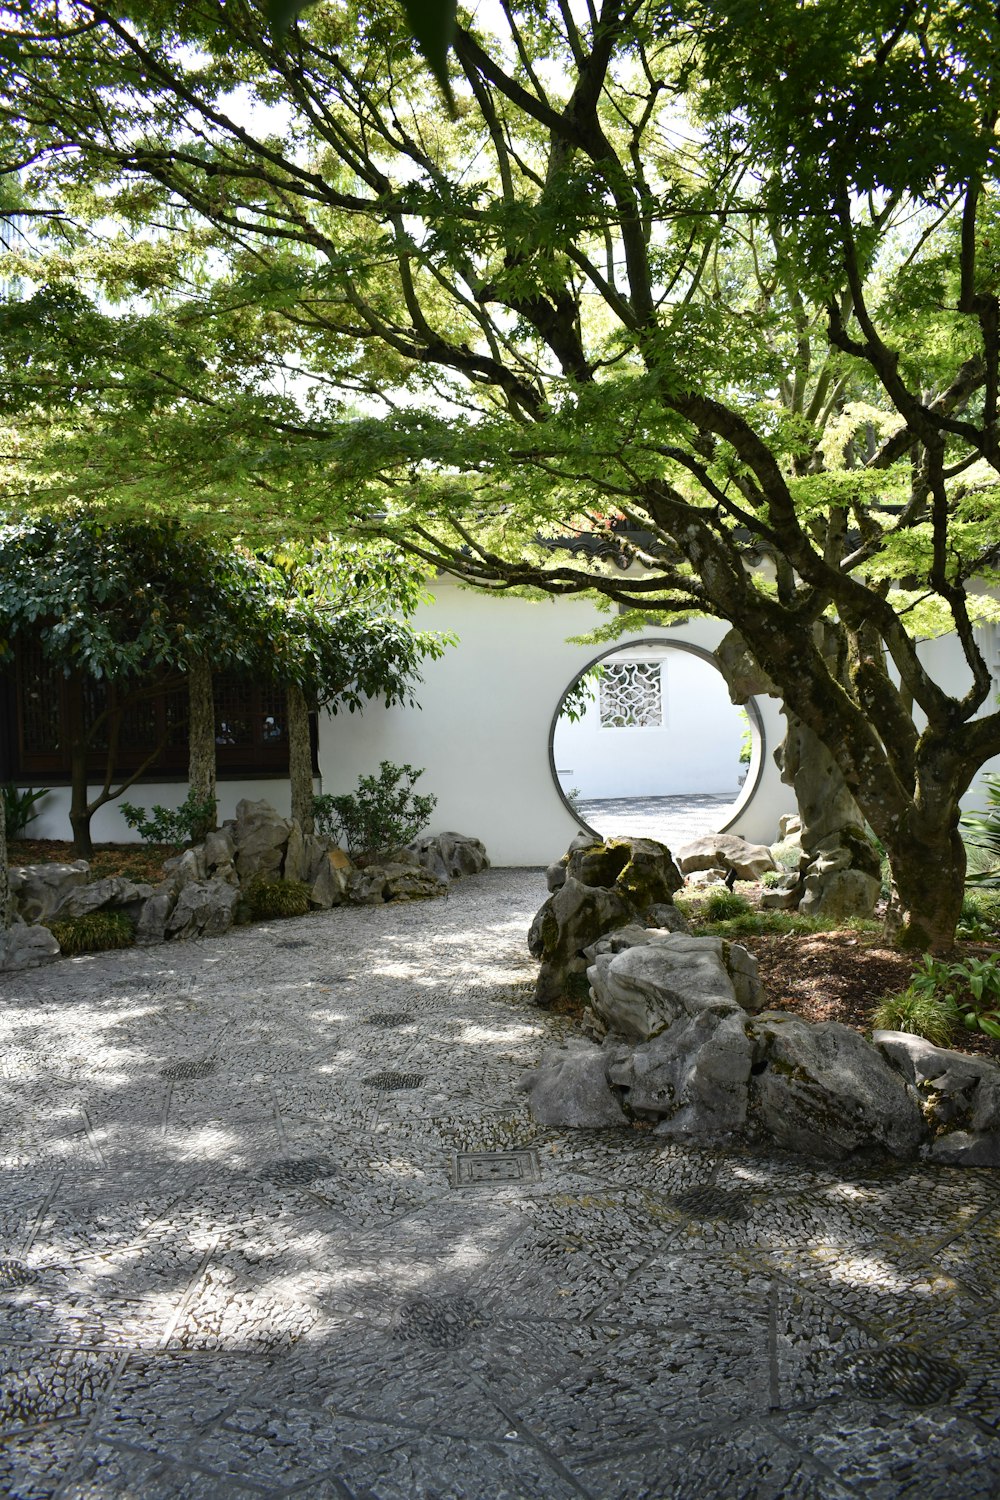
left=606, top=1010, right=753, bottom=1136
left=748, top=1014, right=925, bottom=1160
left=528, top=876, right=634, bottom=1006
left=875, top=1029, right=1000, bottom=1165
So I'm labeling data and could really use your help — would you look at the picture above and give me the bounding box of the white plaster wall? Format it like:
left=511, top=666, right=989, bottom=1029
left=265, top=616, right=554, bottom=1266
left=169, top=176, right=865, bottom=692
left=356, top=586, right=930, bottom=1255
left=317, top=581, right=790, bottom=866
left=22, top=778, right=305, bottom=844
left=552, top=644, right=745, bottom=798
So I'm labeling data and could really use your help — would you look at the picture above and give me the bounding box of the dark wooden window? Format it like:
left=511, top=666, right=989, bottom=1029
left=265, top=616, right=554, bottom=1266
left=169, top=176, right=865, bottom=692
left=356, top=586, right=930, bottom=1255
left=0, top=647, right=305, bottom=781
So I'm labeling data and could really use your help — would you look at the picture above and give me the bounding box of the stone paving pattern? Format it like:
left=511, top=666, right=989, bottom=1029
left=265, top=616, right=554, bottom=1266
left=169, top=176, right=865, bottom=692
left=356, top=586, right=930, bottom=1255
left=1, top=868, right=999, bottom=1499
left=572, top=795, right=740, bottom=848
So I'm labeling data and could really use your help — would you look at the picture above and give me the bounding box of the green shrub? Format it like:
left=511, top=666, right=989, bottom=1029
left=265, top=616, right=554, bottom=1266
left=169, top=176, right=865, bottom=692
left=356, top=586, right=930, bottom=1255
left=869, top=988, right=958, bottom=1047
left=313, top=761, right=436, bottom=858
left=702, top=889, right=752, bottom=921
left=243, top=876, right=312, bottom=921
left=962, top=774, right=1000, bottom=886
left=769, top=838, right=801, bottom=873
left=48, top=910, right=135, bottom=954
left=120, top=789, right=217, bottom=846
left=958, top=888, right=1000, bottom=938
left=3, top=782, right=51, bottom=840
left=903, top=952, right=1000, bottom=1040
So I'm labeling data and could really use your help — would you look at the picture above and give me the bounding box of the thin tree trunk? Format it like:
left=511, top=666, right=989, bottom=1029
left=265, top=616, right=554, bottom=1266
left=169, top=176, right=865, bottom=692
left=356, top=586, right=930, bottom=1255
left=67, top=673, right=94, bottom=858
left=0, top=787, right=10, bottom=929
left=287, top=683, right=314, bottom=832
left=187, top=655, right=217, bottom=821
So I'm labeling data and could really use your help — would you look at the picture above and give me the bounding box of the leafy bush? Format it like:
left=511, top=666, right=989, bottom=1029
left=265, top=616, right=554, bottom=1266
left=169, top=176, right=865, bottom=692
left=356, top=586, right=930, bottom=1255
left=961, top=774, right=1000, bottom=886
left=702, top=889, right=752, bottom=921
left=243, top=876, right=312, bottom=921
left=120, top=790, right=217, bottom=846
left=904, top=952, right=1000, bottom=1040
left=958, top=888, right=1000, bottom=939
left=3, top=782, right=51, bottom=840
left=869, top=988, right=958, bottom=1047
left=48, top=910, right=135, bottom=954
left=313, top=762, right=436, bottom=858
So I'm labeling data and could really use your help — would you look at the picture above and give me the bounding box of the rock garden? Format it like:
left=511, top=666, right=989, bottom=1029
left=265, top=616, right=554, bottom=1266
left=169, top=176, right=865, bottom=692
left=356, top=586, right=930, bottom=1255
left=1, top=797, right=488, bottom=972
left=522, top=831, right=1000, bottom=1169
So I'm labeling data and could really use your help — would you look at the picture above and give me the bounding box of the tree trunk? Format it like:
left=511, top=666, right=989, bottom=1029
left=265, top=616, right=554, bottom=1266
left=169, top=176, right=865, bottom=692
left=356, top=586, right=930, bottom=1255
left=187, top=655, right=217, bottom=821
left=67, top=673, right=94, bottom=858
left=884, top=814, right=967, bottom=955
left=287, top=683, right=314, bottom=832
left=0, top=787, right=10, bottom=930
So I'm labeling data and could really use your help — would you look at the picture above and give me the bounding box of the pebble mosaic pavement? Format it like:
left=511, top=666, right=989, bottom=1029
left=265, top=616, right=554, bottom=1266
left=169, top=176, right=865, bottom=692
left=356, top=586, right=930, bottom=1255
left=2, top=867, right=1000, bottom=1499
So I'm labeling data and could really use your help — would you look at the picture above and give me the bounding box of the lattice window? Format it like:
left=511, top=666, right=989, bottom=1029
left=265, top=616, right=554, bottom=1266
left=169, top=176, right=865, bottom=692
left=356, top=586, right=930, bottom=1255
left=598, top=660, right=663, bottom=728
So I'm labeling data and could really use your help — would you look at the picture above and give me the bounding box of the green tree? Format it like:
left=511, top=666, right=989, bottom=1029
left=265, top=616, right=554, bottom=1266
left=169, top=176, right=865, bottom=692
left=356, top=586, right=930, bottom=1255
left=2, top=3, right=1000, bottom=947
left=0, top=515, right=445, bottom=855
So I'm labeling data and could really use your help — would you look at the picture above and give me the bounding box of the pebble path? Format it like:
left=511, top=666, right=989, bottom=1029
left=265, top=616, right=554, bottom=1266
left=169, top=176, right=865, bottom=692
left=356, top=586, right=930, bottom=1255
left=2, top=868, right=999, bottom=1498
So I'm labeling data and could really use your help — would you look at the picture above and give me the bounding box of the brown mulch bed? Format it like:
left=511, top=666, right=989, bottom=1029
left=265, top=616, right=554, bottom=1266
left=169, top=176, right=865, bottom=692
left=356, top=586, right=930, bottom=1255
left=752, top=927, right=1000, bottom=1063
left=8, top=838, right=180, bottom=886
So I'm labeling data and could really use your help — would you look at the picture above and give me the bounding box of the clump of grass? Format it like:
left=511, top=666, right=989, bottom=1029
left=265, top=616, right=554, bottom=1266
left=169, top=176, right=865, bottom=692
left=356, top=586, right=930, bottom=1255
left=870, top=988, right=958, bottom=1048
left=243, top=877, right=312, bottom=921
left=769, top=838, right=801, bottom=872
left=702, top=889, right=752, bottom=921
left=48, top=910, right=135, bottom=955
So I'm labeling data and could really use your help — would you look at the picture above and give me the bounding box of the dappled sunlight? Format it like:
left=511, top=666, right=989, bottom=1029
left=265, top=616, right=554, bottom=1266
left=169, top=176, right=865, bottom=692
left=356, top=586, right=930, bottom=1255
left=3, top=868, right=999, bottom=1493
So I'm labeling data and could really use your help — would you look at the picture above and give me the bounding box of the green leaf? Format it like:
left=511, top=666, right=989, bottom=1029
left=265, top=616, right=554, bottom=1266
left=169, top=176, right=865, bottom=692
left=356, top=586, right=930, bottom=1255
left=264, top=1, right=317, bottom=37
left=401, top=0, right=456, bottom=104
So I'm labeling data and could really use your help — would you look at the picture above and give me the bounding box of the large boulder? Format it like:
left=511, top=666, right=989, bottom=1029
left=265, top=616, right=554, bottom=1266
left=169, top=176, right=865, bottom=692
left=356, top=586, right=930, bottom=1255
left=233, top=798, right=292, bottom=881
left=50, top=876, right=153, bottom=922
left=165, top=877, right=240, bottom=939
left=408, top=832, right=490, bottom=880
left=588, top=936, right=742, bottom=1040
left=675, top=834, right=777, bottom=882
left=0, top=917, right=60, bottom=971
left=518, top=1041, right=628, bottom=1128
left=8, top=861, right=89, bottom=923
left=875, top=1029, right=1000, bottom=1166
left=310, top=847, right=353, bottom=908
left=347, top=861, right=447, bottom=905
left=135, top=879, right=181, bottom=946
left=606, top=1009, right=753, bottom=1136
left=748, top=1014, right=925, bottom=1160
left=587, top=933, right=762, bottom=1040
left=562, top=836, right=683, bottom=912
left=528, top=876, right=634, bottom=1006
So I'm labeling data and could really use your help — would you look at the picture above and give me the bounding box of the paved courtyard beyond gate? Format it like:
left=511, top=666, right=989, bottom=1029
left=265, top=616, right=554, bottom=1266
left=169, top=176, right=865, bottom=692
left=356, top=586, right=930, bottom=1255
left=2, top=868, right=1000, bottom=1499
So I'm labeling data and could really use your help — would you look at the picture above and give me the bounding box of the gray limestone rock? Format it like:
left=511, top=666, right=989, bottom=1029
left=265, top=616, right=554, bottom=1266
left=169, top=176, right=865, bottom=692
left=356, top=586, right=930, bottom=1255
left=408, top=831, right=489, bottom=879
left=50, top=876, right=153, bottom=921
left=675, top=834, right=777, bottom=881
left=726, top=941, right=764, bottom=1013
left=166, top=877, right=240, bottom=939
left=282, top=822, right=311, bottom=884
left=875, top=1029, right=1000, bottom=1137
left=645, top=902, right=690, bottom=932
left=203, top=829, right=237, bottom=871
left=588, top=934, right=743, bottom=1042
left=528, top=875, right=633, bottom=1006
left=348, top=862, right=448, bottom=905
left=9, top=861, right=90, bottom=923
left=135, top=879, right=180, bottom=946
left=519, top=1041, right=628, bottom=1128
left=310, top=848, right=352, bottom=908
left=0, top=917, right=60, bottom=971
left=233, top=798, right=292, bottom=881
left=748, top=1013, right=925, bottom=1160
left=606, top=1009, right=753, bottom=1137
left=163, top=847, right=207, bottom=886
left=926, top=1130, right=1000, bottom=1167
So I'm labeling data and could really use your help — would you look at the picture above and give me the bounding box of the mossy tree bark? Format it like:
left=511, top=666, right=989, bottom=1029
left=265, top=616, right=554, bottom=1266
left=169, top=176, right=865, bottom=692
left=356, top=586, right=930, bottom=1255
left=187, top=655, right=217, bottom=821
left=287, top=683, right=314, bottom=833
